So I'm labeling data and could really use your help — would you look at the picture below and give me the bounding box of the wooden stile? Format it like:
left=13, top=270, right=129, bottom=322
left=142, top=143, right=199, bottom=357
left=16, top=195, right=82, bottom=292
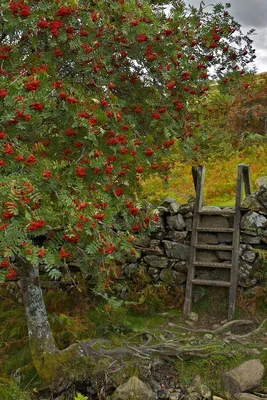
left=183, top=164, right=252, bottom=321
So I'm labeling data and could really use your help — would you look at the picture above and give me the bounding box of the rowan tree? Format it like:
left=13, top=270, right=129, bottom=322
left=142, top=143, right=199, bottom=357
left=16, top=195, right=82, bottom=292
left=0, top=0, right=255, bottom=390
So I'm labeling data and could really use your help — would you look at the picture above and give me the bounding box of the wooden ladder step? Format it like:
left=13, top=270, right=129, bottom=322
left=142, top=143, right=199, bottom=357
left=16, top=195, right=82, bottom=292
left=191, top=279, right=231, bottom=287
left=195, top=244, right=233, bottom=251
left=198, top=210, right=235, bottom=216
left=193, top=262, right=232, bottom=269
left=197, top=227, right=234, bottom=233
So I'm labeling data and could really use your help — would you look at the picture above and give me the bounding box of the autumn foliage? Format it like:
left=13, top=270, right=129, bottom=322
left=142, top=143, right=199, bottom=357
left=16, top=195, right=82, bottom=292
left=0, top=0, right=255, bottom=284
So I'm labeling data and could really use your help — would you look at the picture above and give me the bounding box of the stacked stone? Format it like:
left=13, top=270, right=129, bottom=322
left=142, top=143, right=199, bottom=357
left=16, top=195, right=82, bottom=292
left=122, top=183, right=267, bottom=289
left=124, top=197, right=192, bottom=284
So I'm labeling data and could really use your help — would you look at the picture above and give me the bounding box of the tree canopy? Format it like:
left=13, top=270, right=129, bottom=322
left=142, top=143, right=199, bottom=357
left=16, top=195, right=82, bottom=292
left=0, top=0, right=255, bottom=285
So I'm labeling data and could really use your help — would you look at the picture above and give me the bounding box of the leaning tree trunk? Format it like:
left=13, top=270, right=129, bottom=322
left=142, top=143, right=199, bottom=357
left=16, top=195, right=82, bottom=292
left=18, top=259, right=84, bottom=391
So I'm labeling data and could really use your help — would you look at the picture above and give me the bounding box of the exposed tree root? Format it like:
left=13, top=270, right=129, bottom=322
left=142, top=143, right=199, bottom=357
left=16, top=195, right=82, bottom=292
left=167, top=319, right=254, bottom=334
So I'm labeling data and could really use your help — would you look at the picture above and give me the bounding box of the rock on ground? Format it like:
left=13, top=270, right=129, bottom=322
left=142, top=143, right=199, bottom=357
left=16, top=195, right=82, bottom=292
left=223, top=359, right=265, bottom=395
left=111, top=376, right=156, bottom=400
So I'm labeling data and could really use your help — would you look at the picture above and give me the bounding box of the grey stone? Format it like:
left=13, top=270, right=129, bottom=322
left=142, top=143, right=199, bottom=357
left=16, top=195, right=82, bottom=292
left=241, top=234, right=261, bottom=244
left=160, top=269, right=186, bottom=284
left=187, top=392, right=202, bottom=400
left=201, top=206, right=222, bottom=213
left=148, top=267, right=159, bottom=275
left=241, top=250, right=256, bottom=263
left=215, top=247, right=232, bottom=261
left=124, top=263, right=139, bottom=278
left=148, top=379, right=161, bottom=392
left=197, top=251, right=219, bottom=263
left=111, top=376, right=156, bottom=400
left=184, top=212, right=194, bottom=218
left=165, top=231, right=188, bottom=243
left=234, top=394, right=263, bottom=400
left=238, top=260, right=261, bottom=288
left=179, top=203, right=193, bottom=214
left=160, top=196, right=177, bottom=208
left=150, top=239, right=161, bottom=247
left=185, top=320, right=195, bottom=327
left=200, top=216, right=230, bottom=228
left=189, top=312, right=198, bottom=322
left=144, top=255, right=168, bottom=269
left=197, top=384, right=211, bottom=399
left=242, top=194, right=264, bottom=212
left=218, top=233, right=233, bottom=243
left=241, top=211, right=267, bottom=231
left=257, top=185, right=267, bottom=208
left=223, top=359, right=265, bottom=395
left=169, top=394, right=181, bottom=400
left=169, top=201, right=181, bottom=214
left=135, top=237, right=151, bottom=248
left=163, top=241, right=189, bottom=260
left=171, top=260, right=188, bottom=273
left=255, top=176, right=267, bottom=188
left=153, top=216, right=165, bottom=232
left=239, top=261, right=258, bottom=288
left=157, top=389, right=170, bottom=399
left=157, top=206, right=169, bottom=216
left=198, top=233, right=218, bottom=244
left=185, top=218, right=193, bottom=231
left=142, top=247, right=165, bottom=256
left=166, top=214, right=185, bottom=231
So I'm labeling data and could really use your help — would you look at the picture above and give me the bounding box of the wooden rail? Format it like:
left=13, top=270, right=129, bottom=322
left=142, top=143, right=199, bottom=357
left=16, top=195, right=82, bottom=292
left=184, top=164, right=252, bottom=321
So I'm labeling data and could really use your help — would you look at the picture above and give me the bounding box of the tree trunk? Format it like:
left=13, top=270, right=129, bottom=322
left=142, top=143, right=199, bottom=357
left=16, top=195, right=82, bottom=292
left=18, top=259, right=83, bottom=391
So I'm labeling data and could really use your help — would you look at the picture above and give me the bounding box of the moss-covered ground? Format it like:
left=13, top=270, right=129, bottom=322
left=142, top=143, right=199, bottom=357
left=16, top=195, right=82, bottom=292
left=1, top=277, right=267, bottom=399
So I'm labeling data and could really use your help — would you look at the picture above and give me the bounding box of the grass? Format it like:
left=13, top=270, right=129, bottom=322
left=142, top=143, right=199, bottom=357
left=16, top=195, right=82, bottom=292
left=142, top=143, right=267, bottom=206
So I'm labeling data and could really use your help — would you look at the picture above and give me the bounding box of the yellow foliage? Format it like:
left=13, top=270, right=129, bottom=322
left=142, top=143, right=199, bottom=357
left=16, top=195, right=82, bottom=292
left=142, top=144, right=267, bottom=206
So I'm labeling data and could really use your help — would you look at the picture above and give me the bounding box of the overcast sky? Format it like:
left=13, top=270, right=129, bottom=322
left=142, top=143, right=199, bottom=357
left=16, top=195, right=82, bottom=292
left=185, top=0, right=267, bottom=73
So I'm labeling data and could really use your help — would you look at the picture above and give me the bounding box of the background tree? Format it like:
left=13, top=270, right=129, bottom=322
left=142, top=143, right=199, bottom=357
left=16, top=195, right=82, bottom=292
left=0, top=0, right=255, bottom=391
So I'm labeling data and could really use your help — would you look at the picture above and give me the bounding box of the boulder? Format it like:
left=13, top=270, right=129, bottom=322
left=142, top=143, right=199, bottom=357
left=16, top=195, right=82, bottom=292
left=163, top=241, right=189, bottom=260
left=111, top=376, right=156, bottom=400
left=223, top=359, right=265, bottom=395
left=143, top=255, right=168, bottom=269
left=241, top=211, right=267, bottom=231
left=166, top=214, right=186, bottom=230
left=160, top=269, right=187, bottom=284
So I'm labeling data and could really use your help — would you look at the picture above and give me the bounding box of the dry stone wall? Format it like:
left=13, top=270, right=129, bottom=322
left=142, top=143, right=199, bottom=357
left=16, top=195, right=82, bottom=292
left=122, top=184, right=267, bottom=290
